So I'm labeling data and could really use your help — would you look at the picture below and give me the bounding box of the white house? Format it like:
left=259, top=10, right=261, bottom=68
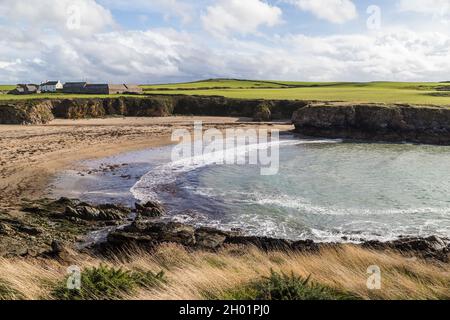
left=40, top=80, right=63, bottom=92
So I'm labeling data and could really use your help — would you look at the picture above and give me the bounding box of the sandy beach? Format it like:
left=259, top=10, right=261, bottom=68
left=0, top=117, right=448, bottom=301
left=0, top=117, right=292, bottom=210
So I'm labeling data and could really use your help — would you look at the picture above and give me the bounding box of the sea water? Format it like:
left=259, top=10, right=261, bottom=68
left=51, top=136, right=450, bottom=242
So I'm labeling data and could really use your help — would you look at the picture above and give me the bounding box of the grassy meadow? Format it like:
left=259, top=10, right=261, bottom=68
left=1, top=244, right=448, bottom=300
left=1, top=79, right=449, bottom=106
left=0, top=85, right=15, bottom=92
left=142, top=79, right=450, bottom=106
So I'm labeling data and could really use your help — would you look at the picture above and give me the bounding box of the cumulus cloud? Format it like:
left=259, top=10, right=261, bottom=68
left=286, top=0, right=357, bottom=24
left=5, top=26, right=450, bottom=84
left=1, top=1, right=450, bottom=84
left=0, top=0, right=115, bottom=36
left=201, top=0, right=282, bottom=37
left=398, top=0, right=450, bottom=19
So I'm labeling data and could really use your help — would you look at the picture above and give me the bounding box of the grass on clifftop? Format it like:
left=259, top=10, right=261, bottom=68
left=0, top=85, right=15, bottom=92
left=0, top=244, right=448, bottom=300
left=143, top=80, right=450, bottom=106
left=1, top=80, right=450, bottom=106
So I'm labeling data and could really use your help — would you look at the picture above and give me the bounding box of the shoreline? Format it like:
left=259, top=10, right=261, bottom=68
left=0, top=117, right=293, bottom=257
left=0, top=117, right=291, bottom=209
left=0, top=117, right=448, bottom=300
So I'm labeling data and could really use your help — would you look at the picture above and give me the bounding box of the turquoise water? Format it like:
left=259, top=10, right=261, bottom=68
left=52, top=137, right=450, bottom=242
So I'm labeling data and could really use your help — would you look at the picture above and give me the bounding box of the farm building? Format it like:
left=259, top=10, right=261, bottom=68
left=63, top=83, right=143, bottom=95
left=62, top=82, right=88, bottom=93
left=40, top=80, right=63, bottom=92
left=9, top=84, right=41, bottom=95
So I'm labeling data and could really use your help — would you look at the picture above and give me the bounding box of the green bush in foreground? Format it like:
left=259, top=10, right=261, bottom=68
left=52, top=264, right=165, bottom=300
left=222, top=270, right=358, bottom=301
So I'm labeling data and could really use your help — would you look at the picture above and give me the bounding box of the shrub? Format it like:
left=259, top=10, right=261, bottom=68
left=223, top=270, right=358, bottom=301
left=52, top=264, right=165, bottom=300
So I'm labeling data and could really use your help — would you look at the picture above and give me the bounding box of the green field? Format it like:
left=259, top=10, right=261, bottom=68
left=143, top=80, right=450, bottom=106
left=0, top=85, right=16, bottom=92
left=0, top=93, right=146, bottom=101
left=1, top=80, right=450, bottom=106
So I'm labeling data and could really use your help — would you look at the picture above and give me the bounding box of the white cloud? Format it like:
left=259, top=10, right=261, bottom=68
left=398, top=0, right=450, bottom=17
left=0, top=0, right=115, bottom=36
left=1, top=1, right=450, bottom=84
left=202, top=0, right=282, bottom=37
left=287, top=0, right=357, bottom=24
left=1, top=24, right=450, bottom=83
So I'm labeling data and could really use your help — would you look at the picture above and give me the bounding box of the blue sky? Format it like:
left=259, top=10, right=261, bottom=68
left=0, top=0, right=449, bottom=83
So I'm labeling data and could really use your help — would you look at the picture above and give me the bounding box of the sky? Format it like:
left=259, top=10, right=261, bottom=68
left=0, top=0, right=449, bottom=84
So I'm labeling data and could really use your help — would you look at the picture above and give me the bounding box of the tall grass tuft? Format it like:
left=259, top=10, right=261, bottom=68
left=221, top=270, right=358, bottom=300
left=52, top=264, right=165, bottom=300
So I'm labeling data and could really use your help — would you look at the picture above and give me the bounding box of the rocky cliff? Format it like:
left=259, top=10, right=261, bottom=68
left=0, top=95, right=306, bottom=124
left=292, top=103, right=450, bottom=145
left=0, top=100, right=54, bottom=124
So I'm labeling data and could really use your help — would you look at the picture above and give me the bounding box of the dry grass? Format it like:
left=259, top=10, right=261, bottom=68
left=0, top=244, right=448, bottom=300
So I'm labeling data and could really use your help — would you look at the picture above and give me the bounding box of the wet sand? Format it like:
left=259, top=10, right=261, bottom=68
left=0, top=116, right=293, bottom=211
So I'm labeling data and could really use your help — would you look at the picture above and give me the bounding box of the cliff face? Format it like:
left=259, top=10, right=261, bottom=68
left=51, top=97, right=176, bottom=119
left=2, top=97, right=450, bottom=145
left=0, top=100, right=54, bottom=124
left=0, top=95, right=306, bottom=124
left=292, top=103, right=450, bottom=145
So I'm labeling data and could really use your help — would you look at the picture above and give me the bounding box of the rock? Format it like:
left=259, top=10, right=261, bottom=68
left=149, top=222, right=196, bottom=246
left=54, top=197, right=79, bottom=207
left=292, top=103, right=450, bottom=145
left=363, top=236, right=449, bottom=262
left=135, top=201, right=166, bottom=218
left=291, top=239, right=321, bottom=252
left=195, top=227, right=230, bottom=250
left=224, top=236, right=293, bottom=251
left=104, top=221, right=298, bottom=252
left=64, top=203, right=130, bottom=221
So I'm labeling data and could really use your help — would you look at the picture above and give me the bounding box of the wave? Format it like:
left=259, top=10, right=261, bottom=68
left=130, top=137, right=342, bottom=202
left=187, top=188, right=450, bottom=217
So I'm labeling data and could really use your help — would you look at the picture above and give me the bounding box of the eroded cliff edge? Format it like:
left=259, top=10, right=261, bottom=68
left=292, top=103, right=450, bottom=145
left=0, top=95, right=306, bottom=124
left=2, top=96, right=450, bottom=145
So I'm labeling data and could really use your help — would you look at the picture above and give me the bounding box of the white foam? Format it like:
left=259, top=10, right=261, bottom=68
left=187, top=189, right=450, bottom=217
left=131, top=138, right=341, bottom=202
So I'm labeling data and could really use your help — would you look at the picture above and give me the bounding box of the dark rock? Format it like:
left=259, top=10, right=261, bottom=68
left=135, top=201, right=166, bottom=218
left=363, top=236, right=449, bottom=262
left=291, top=239, right=321, bottom=252
left=224, top=236, right=293, bottom=251
left=54, top=197, right=79, bottom=207
left=64, top=203, right=130, bottom=221
left=195, top=227, right=230, bottom=249
left=292, top=103, right=450, bottom=145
